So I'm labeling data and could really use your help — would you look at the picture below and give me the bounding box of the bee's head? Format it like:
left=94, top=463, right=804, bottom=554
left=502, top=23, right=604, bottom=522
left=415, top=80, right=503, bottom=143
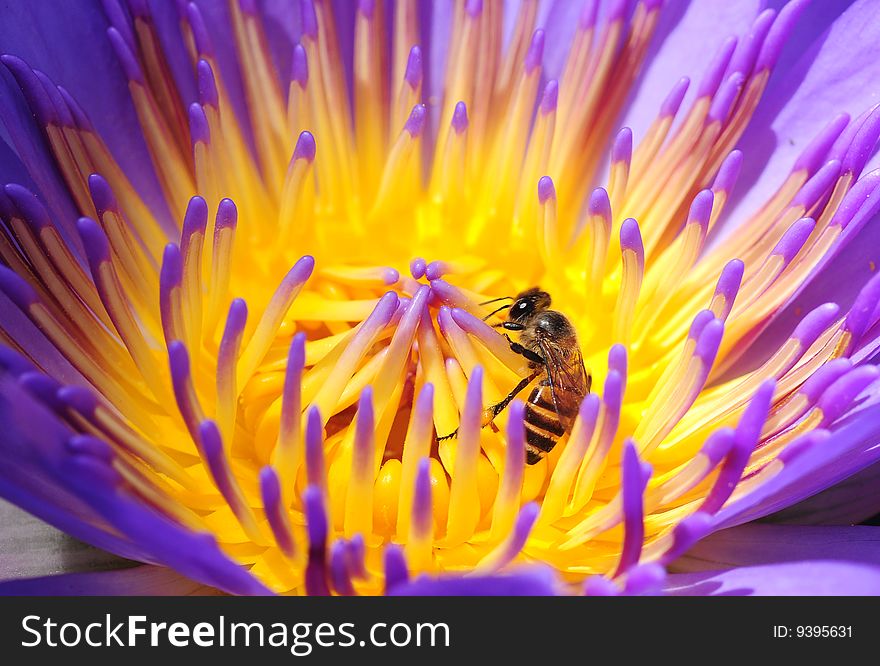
left=508, top=288, right=551, bottom=322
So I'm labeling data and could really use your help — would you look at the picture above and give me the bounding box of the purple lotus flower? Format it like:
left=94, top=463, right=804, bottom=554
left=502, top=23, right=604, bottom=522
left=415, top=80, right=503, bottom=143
left=1, top=0, right=880, bottom=597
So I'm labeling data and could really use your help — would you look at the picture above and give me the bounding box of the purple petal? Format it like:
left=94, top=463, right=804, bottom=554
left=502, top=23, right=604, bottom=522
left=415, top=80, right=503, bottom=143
left=388, top=567, right=561, bottom=596
left=0, top=376, right=270, bottom=595
left=672, top=523, right=880, bottom=573
left=0, top=1, right=172, bottom=224
left=665, top=560, right=880, bottom=596
left=730, top=0, right=878, bottom=217
left=769, top=458, right=880, bottom=525
left=619, top=1, right=761, bottom=143
left=714, top=398, right=880, bottom=530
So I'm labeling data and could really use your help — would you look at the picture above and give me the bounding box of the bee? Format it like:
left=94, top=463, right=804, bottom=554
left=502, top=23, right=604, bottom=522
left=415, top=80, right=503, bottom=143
left=439, top=287, right=591, bottom=464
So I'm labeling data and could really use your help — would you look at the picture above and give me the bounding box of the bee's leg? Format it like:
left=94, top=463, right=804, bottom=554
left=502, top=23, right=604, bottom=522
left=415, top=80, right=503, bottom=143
left=502, top=333, right=545, bottom=366
left=437, top=329, right=545, bottom=441
left=483, top=369, right=542, bottom=421
left=437, top=370, right=540, bottom=441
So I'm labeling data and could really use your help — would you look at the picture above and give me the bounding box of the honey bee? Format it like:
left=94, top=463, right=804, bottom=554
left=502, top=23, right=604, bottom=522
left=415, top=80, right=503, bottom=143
left=439, top=287, right=591, bottom=464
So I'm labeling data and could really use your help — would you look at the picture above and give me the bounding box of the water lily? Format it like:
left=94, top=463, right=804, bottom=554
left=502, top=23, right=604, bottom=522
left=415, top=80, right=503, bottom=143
left=1, top=0, right=880, bottom=597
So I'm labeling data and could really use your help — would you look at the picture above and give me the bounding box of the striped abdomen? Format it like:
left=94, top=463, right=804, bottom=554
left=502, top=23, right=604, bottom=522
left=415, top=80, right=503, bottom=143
left=523, top=383, right=576, bottom=465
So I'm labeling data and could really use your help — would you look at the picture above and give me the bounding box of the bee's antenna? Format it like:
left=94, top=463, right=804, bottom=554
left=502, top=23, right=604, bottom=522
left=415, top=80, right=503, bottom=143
left=482, top=303, right=511, bottom=321
left=478, top=296, right=513, bottom=306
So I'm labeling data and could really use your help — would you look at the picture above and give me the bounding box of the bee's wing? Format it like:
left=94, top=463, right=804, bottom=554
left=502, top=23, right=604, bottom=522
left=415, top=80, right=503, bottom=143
left=536, top=337, right=590, bottom=429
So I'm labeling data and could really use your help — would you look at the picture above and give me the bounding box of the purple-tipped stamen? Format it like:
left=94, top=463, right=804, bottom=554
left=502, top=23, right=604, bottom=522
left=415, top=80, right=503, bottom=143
left=330, top=540, right=356, bottom=595
left=404, top=45, right=422, bottom=89
left=608, top=344, right=628, bottom=389
left=799, top=358, right=853, bottom=405
left=660, top=76, right=690, bottom=119
left=699, top=427, right=737, bottom=469
left=791, top=160, right=841, bottom=210
left=291, top=43, right=309, bottom=87
left=107, top=27, right=145, bottom=84
left=409, top=257, right=427, bottom=279
left=659, top=511, right=714, bottom=566
left=483, top=503, right=539, bottom=572
left=619, top=217, right=644, bottom=272
left=19, top=371, right=65, bottom=413
left=217, top=297, right=248, bottom=394
left=584, top=575, right=620, bottom=596
left=404, top=103, right=427, bottom=138
left=708, top=73, right=744, bottom=125
left=817, top=366, right=880, bottom=426
left=791, top=302, right=839, bottom=348
left=87, top=174, right=119, bottom=218
left=66, top=434, right=115, bottom=463
left=712, top=150, right=743, bottom=195
left=700, top=380, right=775, bottom=514
left=293, top=131, right=317, bottom=162
left=451, top=101, right=468, bottom=134
left=188, top=103, right=210, bottom=147
left=793, top=114, right=850, bottom=175
left=0, top=265, right=40, bottom=312
left=34, top=70, right=73, bottom=127
left=185, top=2, right=214, bottom=57
left=197, top=60, right=219, bottom=109
left=411, top=457, right=433, bottom=540
left=524, top=30, right=545, bottom=74
left=357, top=0, right=375, bottom=19
left=305, top=405, right=326, bottom=490
left=694, top=318, right=724, bottom=367
left=181, top=196, right=208, bottom=247
left=538, top=176, right=556, bottom=204
left=199, top=419, right=255, bottom=535
left=159, top=243, right=183, bottom=345
left=352, top=386, right=375, bottom=484
left=540, top=80, right=558, bottom=115
left=696, top=36, right=738, bottom=100
left=842, top=106, right=880, bottom=178
left=347, top=534, right=367, bottom=580
left=304, top=485, right=330, bottom=596
left=465, top=0, right=483, bottom=18
left=168, top=340, right=203, bottom=441
left=77, top=216, right=111, bottom=266
left=687, top=189, right=715, bottom=230
left=713, top=259, right=744, bottom=321
left=830, top=169, right=880, bottom=230
left=278, top=331, right=306, bottom=448
left=383, top=544, right=410, bottom=592
left=778, top=429, right=830, bottom=465
left=612, top=127, right=633, bottom=165
left=103, top=0, right=137, bottom=51
left=0, top=55, right=56, bottom=125
left=755, top=0, right=809, bottom=72
left=215, top=197, right=237, bottom=231
left=843, top=273, right=880, bottom=341
left=605, top=0, right=628, bottom=24
left=578, top=0, right=598, bottom=29
left=770, top=217, right=816, bottom=265
left=623, top=563, right=666, bottom=596
left=425, top=260, right=449, bottom=281
left=614, top=440, right=651, bottom=577
left=429, top=279, right=476, bottom=312
left=728, top=9, right=776, bottom=80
